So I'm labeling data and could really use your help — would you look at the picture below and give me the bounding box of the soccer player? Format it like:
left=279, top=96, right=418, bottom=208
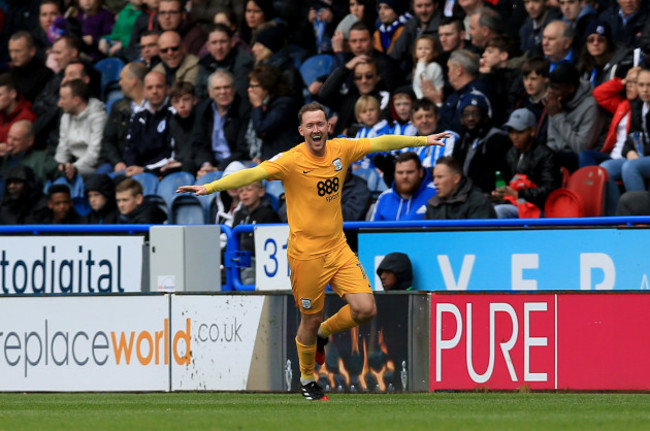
left=177, top=102, right=449, bottom=401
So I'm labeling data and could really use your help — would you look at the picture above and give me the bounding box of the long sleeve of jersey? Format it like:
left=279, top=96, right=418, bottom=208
left=203, top=165, right=269, bottom=194
left=368, top=135, right=428, bottom=153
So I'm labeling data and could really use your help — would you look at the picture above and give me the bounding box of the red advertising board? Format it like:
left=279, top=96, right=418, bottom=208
left=431, top=293, right=650, bottom=391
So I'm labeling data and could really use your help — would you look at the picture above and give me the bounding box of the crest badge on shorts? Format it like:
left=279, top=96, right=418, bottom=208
left=300, top=298, right=312, bottom=310
left=332, top=158, right=343, bottom=171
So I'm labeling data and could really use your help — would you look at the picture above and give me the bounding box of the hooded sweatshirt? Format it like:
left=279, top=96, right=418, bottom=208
left=370, top=169, right=436, bottom=221
left=546, top=79, right=603, bottom=153
left=376, top=252, right=413, bottom=290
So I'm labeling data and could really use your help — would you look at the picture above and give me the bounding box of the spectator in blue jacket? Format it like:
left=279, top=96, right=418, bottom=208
left=370, top=151, right=436, bottom=221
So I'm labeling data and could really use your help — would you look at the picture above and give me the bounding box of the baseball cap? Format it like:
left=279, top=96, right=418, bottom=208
left=504, top=108, right=536, bottom=131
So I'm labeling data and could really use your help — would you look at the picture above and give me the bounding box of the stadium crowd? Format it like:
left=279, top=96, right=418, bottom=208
left=0, top=0, right=649, bottom=225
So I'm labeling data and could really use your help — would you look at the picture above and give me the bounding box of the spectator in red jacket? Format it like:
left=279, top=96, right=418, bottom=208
left=0, top=74, right=36, bottom=149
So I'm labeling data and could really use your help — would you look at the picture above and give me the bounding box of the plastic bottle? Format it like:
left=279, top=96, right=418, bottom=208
left=495, top=171, right=506, bottom=189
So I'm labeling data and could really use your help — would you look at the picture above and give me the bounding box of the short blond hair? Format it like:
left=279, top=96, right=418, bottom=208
left=354, top=95, right=380, bottom=122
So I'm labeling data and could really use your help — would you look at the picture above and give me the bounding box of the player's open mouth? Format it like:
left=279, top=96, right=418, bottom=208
left=312, top=134, right=322, bottom=143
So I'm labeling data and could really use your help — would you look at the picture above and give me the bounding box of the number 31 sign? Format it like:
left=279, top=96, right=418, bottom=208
left=254, top=225, right=291, bottom=291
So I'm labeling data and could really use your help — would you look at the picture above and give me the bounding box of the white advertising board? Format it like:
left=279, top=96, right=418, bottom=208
left=171, top=295, right=266, bottom=390
left=0, top=236, right=144, bottom=295
left=0, top=296, right=170, bottom=391
left=254, top=225, right=291, bottom=291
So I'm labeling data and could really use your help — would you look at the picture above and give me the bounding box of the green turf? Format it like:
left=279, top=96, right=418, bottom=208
left=0, top=392, right=649, bottom=431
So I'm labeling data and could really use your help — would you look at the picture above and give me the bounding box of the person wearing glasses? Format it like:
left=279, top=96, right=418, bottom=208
left=152, top=30, right=199, bottom=86
left=155, top=0, right=206, bottom=56
left=317, top=56, right=390, bottom=137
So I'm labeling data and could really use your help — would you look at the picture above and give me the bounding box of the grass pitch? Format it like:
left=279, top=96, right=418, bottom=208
left=1, top=392, right=649, bottom=431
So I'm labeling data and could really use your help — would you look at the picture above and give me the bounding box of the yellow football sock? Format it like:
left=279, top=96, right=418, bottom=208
left=296, top=337, right=317, bottom=382
left=321, top=304, right=357, bottom=336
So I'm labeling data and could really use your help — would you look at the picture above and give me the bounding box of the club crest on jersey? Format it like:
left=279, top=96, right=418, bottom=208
left=300, top=298, right=312, bottom=310
left=332, top=158, right=343, bottom=171
left=157, top=119, right=166, bottom=133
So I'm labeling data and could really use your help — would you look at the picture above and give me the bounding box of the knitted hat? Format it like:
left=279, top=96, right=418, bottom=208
left=584, top=20, right=613, bottom=45
left=254, top=24, right=286, bottom=54
left=378, top=0, right=409, bottom=16
left=458, top=92, right=490, bottom=118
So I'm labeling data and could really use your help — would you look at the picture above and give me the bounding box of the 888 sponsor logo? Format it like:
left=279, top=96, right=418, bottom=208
left=317, top=178, right=339, bottom=196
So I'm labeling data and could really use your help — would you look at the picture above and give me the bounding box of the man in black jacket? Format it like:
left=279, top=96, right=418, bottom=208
left=0, top=165, right=50, bottom=224
left=196, top=24, right=254, bottom=100
left=123, top=70, right=174, bottom=177
left=193, top=70, right=251, bottom=177
left=491, top=108, right=561, bottom=218
left=426, top=156, right=496, bottom=219
left=98, top=62, right=147, bottom=175
left=8, top=31, right=53, bottom=103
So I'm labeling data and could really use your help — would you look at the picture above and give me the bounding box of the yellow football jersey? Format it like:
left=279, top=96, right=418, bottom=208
left=260, top=137, right=371, bottom=259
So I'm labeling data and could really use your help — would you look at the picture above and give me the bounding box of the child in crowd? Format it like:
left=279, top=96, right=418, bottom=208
left=45, top=184, right=84, bottom=224
left=115, top=178, right=167, bottom=224
left=517, top=56, right=550, bottom=145
left=166, top=81, right=198, bottom=176
left=389, top=89, right=417, bottom=136
left=99, top=0, right=143, bottom=57
left=232, top=180, right=280, bottom=284
left=77, top=0, right=115, bottom=61
left=479, top=34, right=520, bottom=126
left=412, top=34, right=444, bottom=101
left=84, top=173, right=120, bottom=224
left=354, top=95, right=391, bottom=139
left=373, top=0, right=411, bottom=55
left=353, top=95, right=391, bottom=170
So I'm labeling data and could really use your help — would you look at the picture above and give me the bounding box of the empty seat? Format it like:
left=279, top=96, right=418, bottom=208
left=131, top=172, right=158, bottom=196
left=171, top=195, right=205, bottom=224
left=157, top=171, right=196, bottom=209
left=567, top=166, right=608, bottom=217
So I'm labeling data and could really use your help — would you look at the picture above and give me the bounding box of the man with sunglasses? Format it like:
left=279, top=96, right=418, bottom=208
left=152, top=31, right=199, bottom=87
left=318, top=56, right=390, bottom=137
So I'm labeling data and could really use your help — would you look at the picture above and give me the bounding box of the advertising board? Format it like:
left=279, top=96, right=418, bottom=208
left=431, top=293, right=650, bottom=390
left=0, top=236, right=144, bottom=295
left=359, top=229, right=650, bottom=291
left=0, top=295, right=169, bottom=391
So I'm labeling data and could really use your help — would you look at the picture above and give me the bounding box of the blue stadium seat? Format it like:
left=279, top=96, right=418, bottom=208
left=194, top=171, right=222, bottom=221
left=104, top=90, right=123, bottom=113
left=157, top=171, right=196, bottom=209
left=351, top=167, right=379, bottom=191
left=132, top=172, right=158, bottom=196
left=264, top=192, right=279, bottom=212
left=51, top=175, right=85, bottom=198
left=94, top=57, right=125, bottom=100
left=265, top=180, right=284, bottom=200
left=171, top=195, right=205, bottom=224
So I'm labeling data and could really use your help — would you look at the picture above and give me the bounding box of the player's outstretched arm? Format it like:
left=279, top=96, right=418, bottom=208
left=176, top=165, right=269, bottom=196
left=368, top=133, right=451, bottom=153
